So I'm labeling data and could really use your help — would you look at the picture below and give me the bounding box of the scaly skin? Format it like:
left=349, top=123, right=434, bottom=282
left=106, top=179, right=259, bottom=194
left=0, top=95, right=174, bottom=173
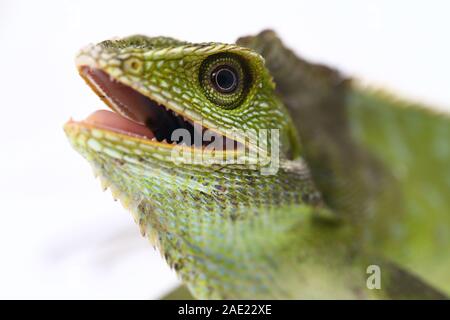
left=65, top=32, right=449, bottom=299
left=238, top=30, right=450, bottom=296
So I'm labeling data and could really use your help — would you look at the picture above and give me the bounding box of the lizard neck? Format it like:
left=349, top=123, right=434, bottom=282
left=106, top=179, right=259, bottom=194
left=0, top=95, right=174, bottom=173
left=101, top=158, right=333, bottom=298
left=238, top=31, right=395, bottom=229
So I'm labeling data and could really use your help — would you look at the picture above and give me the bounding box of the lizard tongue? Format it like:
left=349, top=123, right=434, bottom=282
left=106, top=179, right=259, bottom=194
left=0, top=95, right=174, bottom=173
left=85, top=110, right=155, bottom=139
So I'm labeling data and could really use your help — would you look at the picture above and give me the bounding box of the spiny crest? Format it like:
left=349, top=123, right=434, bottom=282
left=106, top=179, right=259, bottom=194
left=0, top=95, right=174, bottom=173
left=99, top=35, right=189, bottom=50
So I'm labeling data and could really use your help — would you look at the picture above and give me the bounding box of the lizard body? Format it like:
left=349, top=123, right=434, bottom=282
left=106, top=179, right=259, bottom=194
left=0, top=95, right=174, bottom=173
left=65, top=31, right=449, bottom=299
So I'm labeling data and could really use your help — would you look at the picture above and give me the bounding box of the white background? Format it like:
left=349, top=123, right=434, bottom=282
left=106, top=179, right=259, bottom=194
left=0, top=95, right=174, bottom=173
left=0, top=0, right=449, bottom=299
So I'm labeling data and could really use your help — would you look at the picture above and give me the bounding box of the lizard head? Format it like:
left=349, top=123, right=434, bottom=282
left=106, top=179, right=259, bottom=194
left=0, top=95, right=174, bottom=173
left=64, top=36, right=308, bottom=278
left=65, top=35, right=300, bottom=160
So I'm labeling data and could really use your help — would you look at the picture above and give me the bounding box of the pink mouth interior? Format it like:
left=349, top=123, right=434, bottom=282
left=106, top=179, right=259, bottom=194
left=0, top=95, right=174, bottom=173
left=81, top=67, right=158, bottom=125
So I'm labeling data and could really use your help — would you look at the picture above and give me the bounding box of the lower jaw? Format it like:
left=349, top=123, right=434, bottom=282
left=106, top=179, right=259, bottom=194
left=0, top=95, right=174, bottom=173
left=83, top=110, right=156, bottom=139
left=65, top=117, right=247, bottom=157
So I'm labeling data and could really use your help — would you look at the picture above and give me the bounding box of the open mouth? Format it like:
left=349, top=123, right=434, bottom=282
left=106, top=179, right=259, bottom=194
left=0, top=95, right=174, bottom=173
left=77, top=66, right=236, bottom=149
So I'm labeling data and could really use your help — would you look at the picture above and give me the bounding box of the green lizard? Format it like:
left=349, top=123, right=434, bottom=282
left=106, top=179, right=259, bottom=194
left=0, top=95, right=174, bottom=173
left=64, top=30, right=450, bottom=299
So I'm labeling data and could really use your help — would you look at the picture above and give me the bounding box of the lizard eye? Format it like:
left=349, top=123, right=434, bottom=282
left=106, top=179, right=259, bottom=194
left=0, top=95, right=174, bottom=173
left=199, top=53, right=250, bottom=109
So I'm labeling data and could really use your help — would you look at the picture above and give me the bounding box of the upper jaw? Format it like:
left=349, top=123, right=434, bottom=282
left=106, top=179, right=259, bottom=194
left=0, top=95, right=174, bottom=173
left=73, top=52, right=245, bottom=151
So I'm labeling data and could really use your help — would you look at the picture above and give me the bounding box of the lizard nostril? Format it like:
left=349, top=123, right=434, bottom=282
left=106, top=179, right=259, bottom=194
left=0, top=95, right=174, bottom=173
left=124, top=57, right=143, bottom=75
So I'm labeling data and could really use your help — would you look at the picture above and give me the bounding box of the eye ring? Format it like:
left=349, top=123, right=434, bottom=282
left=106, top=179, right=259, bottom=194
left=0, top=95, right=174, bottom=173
left=199, top=53, right=251, bottom=109
left=211, top=66, right=238, bottom=93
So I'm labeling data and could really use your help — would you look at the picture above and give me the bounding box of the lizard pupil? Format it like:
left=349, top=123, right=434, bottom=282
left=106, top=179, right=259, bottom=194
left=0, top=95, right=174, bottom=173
left=211, top=66, right=238, bottom=93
